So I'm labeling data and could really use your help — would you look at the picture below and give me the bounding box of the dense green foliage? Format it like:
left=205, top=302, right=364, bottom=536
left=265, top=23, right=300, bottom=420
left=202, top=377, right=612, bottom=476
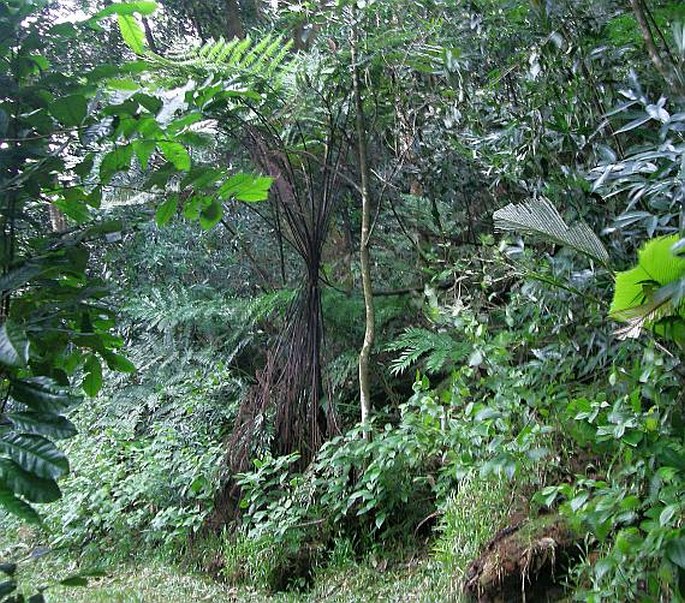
left=1, top=0, right=685, bottom=601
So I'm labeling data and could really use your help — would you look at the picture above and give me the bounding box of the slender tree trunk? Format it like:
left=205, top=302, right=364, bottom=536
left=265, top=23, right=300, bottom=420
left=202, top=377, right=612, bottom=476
left=351, top=19, right=375, bottom=436
left=629, top=0, right=683, bottom=95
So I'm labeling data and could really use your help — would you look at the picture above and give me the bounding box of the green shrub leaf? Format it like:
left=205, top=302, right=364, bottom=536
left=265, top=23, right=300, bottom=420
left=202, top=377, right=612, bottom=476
left=83, top=355, right=103, bottom=397
left=7, top=412, right=77, bottom=440
left=0, top=433, right=69, bottom=480
left=11, top=378, right=75, bottom=413
left=667, top=536, right=685, bottom=569
left=117, top=14, right=145, bottom=55
left=0, top=322, right=29, bottom=368
left=158, top=142, right=191, bottom=171
left=0, top=484, right=41, bottom=524
left=0, top=458, right=61, bottom=503
left=49, top=94, right=88, bottom=127
left=155, top=196, right=178, bottom=227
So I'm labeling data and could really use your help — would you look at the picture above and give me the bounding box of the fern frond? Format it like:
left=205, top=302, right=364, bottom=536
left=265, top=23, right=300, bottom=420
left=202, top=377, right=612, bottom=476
left=154, top=33, right=293, bottom=93
left=493, top=198, right=610, bottom=266
left=386, top=327, right=470, bottom=375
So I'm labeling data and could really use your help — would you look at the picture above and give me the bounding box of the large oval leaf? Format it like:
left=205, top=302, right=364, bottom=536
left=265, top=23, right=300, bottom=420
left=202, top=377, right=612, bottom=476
left=10, top=377, right=77, bottom=413
left=0, top=458, right=61, bottom=503
left=0, top=484, right=41, bottom=524
left=0, top=322, right=29, bottom=368
left=7, top=411, right=77, bottom=440
left=0, top=433, right=69, bottom=480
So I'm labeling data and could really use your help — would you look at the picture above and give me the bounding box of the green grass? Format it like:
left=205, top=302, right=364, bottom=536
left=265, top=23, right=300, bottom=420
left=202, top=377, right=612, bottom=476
left=1, top=551, right=460, bottom=603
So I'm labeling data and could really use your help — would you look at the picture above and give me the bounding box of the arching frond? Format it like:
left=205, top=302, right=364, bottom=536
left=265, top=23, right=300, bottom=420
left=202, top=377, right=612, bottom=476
left=494, top=198, right=610, bottom=266
left=153, top=34, right=293, bottom=92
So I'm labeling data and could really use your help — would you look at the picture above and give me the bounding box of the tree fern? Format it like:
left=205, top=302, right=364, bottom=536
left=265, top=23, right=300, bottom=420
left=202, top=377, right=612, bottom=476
left=386, top=327, right=470, bottom=376
left=493, top=197, right=610, bottom=266
left=153, top=34, right=293, bottom=92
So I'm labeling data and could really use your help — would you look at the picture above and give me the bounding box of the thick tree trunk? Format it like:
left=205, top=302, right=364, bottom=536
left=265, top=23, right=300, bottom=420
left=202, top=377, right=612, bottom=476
left=351, top=20, right=375, bottom=436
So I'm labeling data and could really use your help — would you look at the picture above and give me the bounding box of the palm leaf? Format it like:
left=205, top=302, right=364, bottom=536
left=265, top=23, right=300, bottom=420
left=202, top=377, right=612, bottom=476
left=493, top=198, right=610, bottom=266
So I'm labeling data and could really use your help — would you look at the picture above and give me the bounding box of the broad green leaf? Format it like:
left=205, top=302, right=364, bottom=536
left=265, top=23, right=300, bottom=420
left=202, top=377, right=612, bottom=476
left=0, top=262, right=43, bottom=294
left=217, top=173, right=273, bottom=202
left=0, top=433, right=69, bottom=480
left=155, top=196, right=178, bottom=227
left=183, top=195, right=210, bottom=220
left=100, top=145, right=133, bottom=184
left=667, top=536, right=685, bottom=569
left=106, top=78, right=140, bottom=91
left=0, top=579, right=17, bottom=597
left=49, top=94, right=88, bottom=127
left=11, top=378, right=76, bottom=413
left=158, top=142, right=191, bottom=171
left=0, top=563, right=17, bottom=577
left=60, top=576, right=89, bottom=587
left=0, top=322, right=29, bottom=367
left=82, top=355, right=102, bottom=397
left=181, top=167, right=225, bottom=190
left=0, top=484, right=41, bottom=523
left=74, top=155, right=94, bottom=179
left=133, top=139, right=156, bottom=170
left=102, top=351, right=136, bottom=373
left=611, top=235, right=685, bottom=315
left=0, top=458, right=61, bottom=503
left=133, top=93, right=162, bottom=115
left=7, top=411, right=77, bottom=440
left=93, top=1, right=157, bottom=19
left=53, top=198, right=91, bottom=223
left=117, top=14, right=145, bottom=54
left=167, top=112, right=204, bottom=134
left=611, top=235, right=685, bottom=340
left=199, top=199, right=223, bottom=229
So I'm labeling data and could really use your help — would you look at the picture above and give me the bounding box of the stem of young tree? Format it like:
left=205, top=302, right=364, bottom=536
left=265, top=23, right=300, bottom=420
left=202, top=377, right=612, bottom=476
left=629, top=0, right=683, bottom=95
left=350, top=18, right=375, bottom=438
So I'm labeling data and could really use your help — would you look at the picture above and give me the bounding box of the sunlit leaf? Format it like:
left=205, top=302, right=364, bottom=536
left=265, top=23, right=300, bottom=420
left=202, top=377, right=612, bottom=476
left=117, top=14, right=145, bottom=55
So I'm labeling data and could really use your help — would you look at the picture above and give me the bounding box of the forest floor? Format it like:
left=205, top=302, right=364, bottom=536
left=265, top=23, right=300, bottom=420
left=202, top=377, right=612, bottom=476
left=0, top=536, right=457, bottom=603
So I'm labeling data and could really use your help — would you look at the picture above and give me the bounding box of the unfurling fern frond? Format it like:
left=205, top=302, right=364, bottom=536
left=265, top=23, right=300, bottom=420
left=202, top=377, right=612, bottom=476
left=386, top=327, right=470, bottom=376
left=154, top=33, right=292, bottom=92
left=493, top=198, right=610, bottom=266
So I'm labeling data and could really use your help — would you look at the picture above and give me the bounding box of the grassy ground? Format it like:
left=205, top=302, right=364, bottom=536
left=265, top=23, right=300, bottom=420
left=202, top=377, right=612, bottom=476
left=1, top=551, right=458, bottom=603
left=1, top=474, right=514, bottom=602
